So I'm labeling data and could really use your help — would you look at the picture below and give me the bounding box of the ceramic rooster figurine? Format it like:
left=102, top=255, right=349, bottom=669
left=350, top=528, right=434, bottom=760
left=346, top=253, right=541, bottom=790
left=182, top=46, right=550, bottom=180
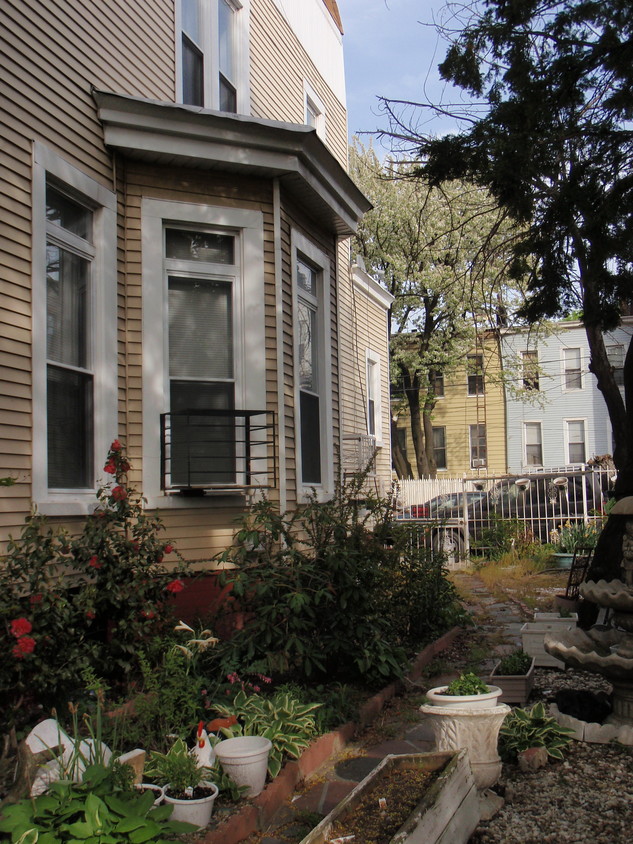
left=190, top=720, right=215, bottom=769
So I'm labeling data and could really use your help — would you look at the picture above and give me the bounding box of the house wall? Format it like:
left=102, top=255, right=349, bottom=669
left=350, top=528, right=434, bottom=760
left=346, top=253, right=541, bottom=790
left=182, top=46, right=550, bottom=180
left=502, top=321, right=633, bottom=471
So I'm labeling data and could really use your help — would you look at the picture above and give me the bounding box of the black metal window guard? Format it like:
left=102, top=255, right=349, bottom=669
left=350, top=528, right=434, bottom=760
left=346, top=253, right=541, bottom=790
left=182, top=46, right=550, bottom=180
left=160, top=409, right=276, bottom=492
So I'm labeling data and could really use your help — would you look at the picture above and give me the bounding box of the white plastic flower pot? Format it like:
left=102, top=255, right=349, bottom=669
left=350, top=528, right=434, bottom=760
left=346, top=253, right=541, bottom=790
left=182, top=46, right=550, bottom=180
left=163, top=781, right=219, bottom=829
left=214, top=735, right=272, bottom=797
left=134, top=782, right=164, bottom=806
left=426, top=684, right=503, bottom=709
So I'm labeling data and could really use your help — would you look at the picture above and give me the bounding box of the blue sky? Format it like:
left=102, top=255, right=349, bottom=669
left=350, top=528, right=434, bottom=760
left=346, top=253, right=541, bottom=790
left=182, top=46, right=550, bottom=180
left=340, top=0, right=464, bottom=148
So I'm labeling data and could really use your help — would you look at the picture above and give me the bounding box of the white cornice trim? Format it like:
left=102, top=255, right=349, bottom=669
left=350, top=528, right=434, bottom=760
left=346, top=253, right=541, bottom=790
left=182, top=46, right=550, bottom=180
left=352, top=263, right=394, bottom=311
left=93, top=90, right=370, bottom=236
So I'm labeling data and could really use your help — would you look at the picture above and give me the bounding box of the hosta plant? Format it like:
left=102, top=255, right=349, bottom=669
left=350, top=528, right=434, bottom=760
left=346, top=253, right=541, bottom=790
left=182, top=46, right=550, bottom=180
left=211, top=689, right=321, bottom=778
left=499, top=701, right=575, bottom=761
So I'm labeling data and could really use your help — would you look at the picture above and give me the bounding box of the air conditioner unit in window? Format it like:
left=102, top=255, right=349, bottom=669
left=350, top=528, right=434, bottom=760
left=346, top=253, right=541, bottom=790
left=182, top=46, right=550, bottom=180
left=472, top=458, right=486, bottom=468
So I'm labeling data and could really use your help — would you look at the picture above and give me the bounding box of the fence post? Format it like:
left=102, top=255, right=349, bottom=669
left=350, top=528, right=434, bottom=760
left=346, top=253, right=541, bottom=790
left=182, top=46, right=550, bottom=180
left=461, top=477, right=470, bottom=558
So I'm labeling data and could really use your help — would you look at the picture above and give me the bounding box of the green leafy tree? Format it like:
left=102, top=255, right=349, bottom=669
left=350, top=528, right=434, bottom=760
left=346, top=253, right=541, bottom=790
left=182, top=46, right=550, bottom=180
left=406, top=0, right=633, bottom=496
left=350, top=141, right=524, bottom=477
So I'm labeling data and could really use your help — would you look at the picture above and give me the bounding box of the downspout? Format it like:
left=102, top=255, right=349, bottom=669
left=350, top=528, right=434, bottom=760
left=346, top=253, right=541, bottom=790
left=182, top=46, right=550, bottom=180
left=273, top=179, right=287, bottom=512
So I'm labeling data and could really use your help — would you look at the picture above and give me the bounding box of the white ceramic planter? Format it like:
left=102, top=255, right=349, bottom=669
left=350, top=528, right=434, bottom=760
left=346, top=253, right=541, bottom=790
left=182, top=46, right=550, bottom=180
left=163, top=781, right=219, bottom=829
left=299, top=750, right=480, bottom=844
left=426, top=685, right=502, bottom=709
left=214, top=736, right=272, bottom=797
left=134, top=782, right=164, bottom=806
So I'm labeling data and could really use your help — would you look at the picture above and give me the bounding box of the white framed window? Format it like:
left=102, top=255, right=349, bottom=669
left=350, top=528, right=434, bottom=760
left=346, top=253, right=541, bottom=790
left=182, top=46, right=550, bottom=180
left=141, top=199, right=264, bottom=507
left=177, top=0, right=250, bottom=113
left=32, top=143, right=117, bottom=514
left=606, top=344, right=625, bottom=387
left=521, top=349, right=539, bottom=390
left=431, top=372, right=445, bottom=397
left=467, top=354, right=484, bottom=396
left=562, top=347, right=583, bottom=390
left=566, top=419, right=586, bottom=464
left=365, top=350, right=382, bottom=445
left=292, top=231, right=332, bottom=496
left=523, top=422, right=543, bottom=466
left=432, top=426, right=447, bottom=470
left=469, top=424, right=487, bottom=468
left=304, top=81, right=326, bottom=140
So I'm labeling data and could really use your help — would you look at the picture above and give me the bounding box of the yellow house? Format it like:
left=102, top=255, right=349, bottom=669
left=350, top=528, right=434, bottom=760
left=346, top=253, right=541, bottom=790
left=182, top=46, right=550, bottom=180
left=394, top=332, right=507, bottom=477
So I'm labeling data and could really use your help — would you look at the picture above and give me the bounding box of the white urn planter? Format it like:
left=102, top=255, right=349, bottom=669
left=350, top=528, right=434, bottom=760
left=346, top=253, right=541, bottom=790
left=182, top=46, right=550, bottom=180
left=214, top=736, right=272, bottom=797
left=425, top=684, right=503, bottom=709
left=163, top=781, right=219, bottom=829
left=420, top=702, right=511, bottom=790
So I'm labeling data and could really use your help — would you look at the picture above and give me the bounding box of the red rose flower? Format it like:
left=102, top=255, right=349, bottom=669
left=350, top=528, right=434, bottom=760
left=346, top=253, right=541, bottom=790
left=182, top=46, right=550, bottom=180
left=12, top=636, right=36, bottom=657
left=111, top=439, right=122, bottom=452
left=164, top=544, right=174, bottom=555
left=104, top=460, right=116, bottom=474
left=88, top=555, right=102, bottom=569
left=111, top=485, right=127, bottom=501
left=29, top=593, right=43, bottom=605
left=166, top=579, right=185, bottom=594
left=86, top=610, right=96, bottom=619
left=131, top=541, right=140, bottom=552
left=141, top=609, right=156, bottom=619
left=120, top=460, right=130, bottom=473
left=10, top=617, right=32, bottom=638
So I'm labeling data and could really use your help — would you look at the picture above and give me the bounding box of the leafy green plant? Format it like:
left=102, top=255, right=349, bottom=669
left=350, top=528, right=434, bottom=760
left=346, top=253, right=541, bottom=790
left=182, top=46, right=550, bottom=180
left=145, top=739, right=211, bottom=792
left=0, top=764, right=196, bottom=842
left=0, top=442, right=189, bottom=732
left=499, top=701, right=575, bottom=761
left=496, top=650, right=533, bottom=676
left=211, top=689, right=321, bottom=778
left=551, top=521, right=601, bottom=553
left=444, top=672, right=490, bottom=696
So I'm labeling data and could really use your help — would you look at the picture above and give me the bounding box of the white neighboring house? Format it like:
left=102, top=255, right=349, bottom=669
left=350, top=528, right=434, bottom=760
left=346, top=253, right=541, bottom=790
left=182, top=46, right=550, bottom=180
left=501, top=319, right=632, bottom=472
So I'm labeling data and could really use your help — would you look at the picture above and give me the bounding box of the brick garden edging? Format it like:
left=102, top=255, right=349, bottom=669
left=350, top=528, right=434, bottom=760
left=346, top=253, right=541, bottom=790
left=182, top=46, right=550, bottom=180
left=200, top=625, right=463, bottom=844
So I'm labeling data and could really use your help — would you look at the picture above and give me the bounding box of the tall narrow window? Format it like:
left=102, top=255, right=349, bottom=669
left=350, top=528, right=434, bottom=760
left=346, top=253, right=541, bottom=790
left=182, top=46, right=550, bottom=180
left=567, top=420, right=586, bottom=464
left=366, top=358, right=376, bottom=437
left=431, top=372, right=445, bottom=397
left=607, top=344, right=625, bottom=387
left=524, top=422, right=543, bottom=466
left=218, top=0, right=237, bottom=111
left=181, top=0, right=204, bottom=105
left=467, top=354, right=484, bottom=395
left=469, top=424, right=487, bottom=468
left=46, top=185, right=94, bottom=488
left=165, top=228, right=237, bottom=487
left=432, top=426, right=447, bottom=470
left=563, top=347, right=582, bottom=390
left=297, top=257, right=321, bottom=484
left=521, top=350, right=539, bottom=390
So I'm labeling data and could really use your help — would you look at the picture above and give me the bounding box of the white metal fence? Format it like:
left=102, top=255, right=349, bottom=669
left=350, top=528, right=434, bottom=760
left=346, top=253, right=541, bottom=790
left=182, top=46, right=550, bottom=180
left=392, top=466, right=614, bottom=568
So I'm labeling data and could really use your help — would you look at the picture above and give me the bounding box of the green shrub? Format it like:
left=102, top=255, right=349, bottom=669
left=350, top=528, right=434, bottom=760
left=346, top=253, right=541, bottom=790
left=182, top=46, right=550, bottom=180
left=496, top=650, right=533, bottom=675
left=444, top=672, right=490, bottom=696
left=145, top=738, right=210, bottom=791
left=499, top=701, right=574, bottom=761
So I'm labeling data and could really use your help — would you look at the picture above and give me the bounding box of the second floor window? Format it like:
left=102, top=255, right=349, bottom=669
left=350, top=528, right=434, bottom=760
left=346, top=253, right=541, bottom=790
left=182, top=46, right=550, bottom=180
left=180, top=0, right=240, bottom=112
left=607, top=344, right=625, bottom=387
left=521, top=350, right=539, bottom=390
left=467, top=354, right=484, bottom=396
left=563, top=347, right=582, bottom=390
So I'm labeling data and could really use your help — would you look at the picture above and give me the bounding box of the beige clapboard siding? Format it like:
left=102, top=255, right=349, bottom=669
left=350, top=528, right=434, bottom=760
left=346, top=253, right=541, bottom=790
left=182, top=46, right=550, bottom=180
left=250, top=0, right=348, bottom=167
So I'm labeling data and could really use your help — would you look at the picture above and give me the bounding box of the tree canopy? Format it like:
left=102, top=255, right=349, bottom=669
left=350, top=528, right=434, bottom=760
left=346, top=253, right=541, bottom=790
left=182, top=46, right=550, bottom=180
left=402, top=0, right=633, bottom=493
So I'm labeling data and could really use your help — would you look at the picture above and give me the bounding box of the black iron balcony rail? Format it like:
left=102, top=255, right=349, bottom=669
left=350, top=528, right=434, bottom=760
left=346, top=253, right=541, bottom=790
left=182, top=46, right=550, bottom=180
left=160, top=409, right=276, bottom=492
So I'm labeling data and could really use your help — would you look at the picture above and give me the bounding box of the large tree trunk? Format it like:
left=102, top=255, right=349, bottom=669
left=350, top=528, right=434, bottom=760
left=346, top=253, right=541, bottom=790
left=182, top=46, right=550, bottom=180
left=391, top=417, right=413, bottom=478
left=401, top=367, right=431, bottom=478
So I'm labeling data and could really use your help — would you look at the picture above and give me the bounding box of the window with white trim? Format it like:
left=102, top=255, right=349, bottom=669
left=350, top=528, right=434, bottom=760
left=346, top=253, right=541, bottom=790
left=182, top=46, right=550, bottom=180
left=524, top=422, right=543, bottom=466
left=293, top=232, right=332, bottom=493
left=607, top=344, right=625, bottom=387
left=521, top=349, right=539, bottom=390
left=469, top=424, right=487, bottom=468
left=141, top=200, right=264, bottom=507
left=432, top=426, right=447, bottom=470
left=566, top=419, right=586, bottom=464
left=32, top=144, right=117, bottom=512
left=365, top=350, right=382, bottom=444
left=179, top=0, right=248, bottom=112
left=467, top=354, right=484, bottom=396
left=304, top=81, right=326, bottom=140
left=562, top=347, right=582, bottom=390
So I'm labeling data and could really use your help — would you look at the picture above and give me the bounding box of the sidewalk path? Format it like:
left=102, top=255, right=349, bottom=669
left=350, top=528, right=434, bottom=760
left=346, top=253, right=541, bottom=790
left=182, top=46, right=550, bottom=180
left=241, top=573, right=530, bottom=844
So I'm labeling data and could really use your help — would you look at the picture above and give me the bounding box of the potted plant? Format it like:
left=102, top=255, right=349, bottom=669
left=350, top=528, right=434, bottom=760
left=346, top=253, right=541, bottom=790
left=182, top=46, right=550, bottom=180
left=489, top=649, right=535, bottom=706
left=426, top=672, right=502, bottom=708
left=145, top=739, right=218, bottom=829
left=549, top=521, right=599, bottom=568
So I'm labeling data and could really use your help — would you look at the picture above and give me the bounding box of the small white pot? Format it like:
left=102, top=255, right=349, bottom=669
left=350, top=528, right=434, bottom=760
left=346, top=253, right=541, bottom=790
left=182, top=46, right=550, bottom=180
left=214, top=736, right=272, bottom=797
left=426, top=685, right=503, bottom=709
left=134, top=782, right=164, bottom=806
left=163, top=781, right=219, bottom=829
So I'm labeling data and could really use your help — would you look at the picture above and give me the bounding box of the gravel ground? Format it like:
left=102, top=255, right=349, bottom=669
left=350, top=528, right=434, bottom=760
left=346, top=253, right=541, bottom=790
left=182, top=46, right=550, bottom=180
left=472, top=668, right=633, bottom=844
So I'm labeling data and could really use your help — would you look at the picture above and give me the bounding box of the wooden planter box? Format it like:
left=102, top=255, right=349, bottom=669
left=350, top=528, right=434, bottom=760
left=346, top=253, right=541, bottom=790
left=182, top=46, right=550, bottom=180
left=489, top=658, right=535, bottom=706
left=299, top=750, right=480, bottom=844
left=521, top=621, right=574, bottom=667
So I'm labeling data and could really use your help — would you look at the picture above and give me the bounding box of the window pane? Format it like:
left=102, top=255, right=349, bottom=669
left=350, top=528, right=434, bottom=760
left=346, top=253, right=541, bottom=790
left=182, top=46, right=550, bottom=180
left=525, top=422, right=542, bottom=465
left=467, top=355, right=484, bottom=395
left=297, top=258, right=317, bottom=296
left=607, top=345, right=625, bottom=386
left=298, top=299, right=317, bottom=392
left=166, top=228, right=234, bottom=263
left=522, top=350, right=539, bottom=390
left=433, top=426, right=447, bottom=469
left=46, top=185, right=92, bottom=240
left=300, top=391, right=321, bottom=484
left=182, top=35, right=204, bottom=106
left=218, top=0, right=235, bottom=83
left=47, top=366, right=93, bottom=488
left=181, top=0, right=201, bottom=42
left=470, top=424, right=487, bottom=466
left=219, top=75, right=237, bottom=112
left=564, top=348, right=582, bottom=389
left=169, top=277, right=233, bottom=380
left=46, top=244, right=88, bottom=368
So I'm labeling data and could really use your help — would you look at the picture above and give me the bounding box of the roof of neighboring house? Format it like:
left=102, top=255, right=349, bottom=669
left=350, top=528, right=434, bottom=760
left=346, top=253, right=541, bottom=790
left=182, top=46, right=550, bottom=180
left=323, top=0, right=343, bottom=34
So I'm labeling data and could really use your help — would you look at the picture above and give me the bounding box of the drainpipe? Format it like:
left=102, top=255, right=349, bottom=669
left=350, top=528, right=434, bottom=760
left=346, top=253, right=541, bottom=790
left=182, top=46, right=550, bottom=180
left=273, top=179, right=287, bottom=512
